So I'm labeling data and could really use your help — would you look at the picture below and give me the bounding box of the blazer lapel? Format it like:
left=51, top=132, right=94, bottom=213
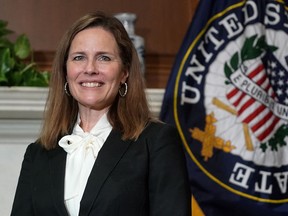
left=48, top=146, right=69, bottom=216
left=79, top=129, right=133, bottom=216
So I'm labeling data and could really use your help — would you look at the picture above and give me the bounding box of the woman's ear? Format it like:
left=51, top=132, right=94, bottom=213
left=122, top=69, right=129, bottom=83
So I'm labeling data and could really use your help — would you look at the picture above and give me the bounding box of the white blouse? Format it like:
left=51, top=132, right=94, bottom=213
left=58, top=113, right=112, bottom=216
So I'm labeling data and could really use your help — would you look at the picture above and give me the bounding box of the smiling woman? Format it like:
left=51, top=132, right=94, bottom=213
left=66, top=27, right=128, bottom=114
left=10, top=11, right=191, bottom=216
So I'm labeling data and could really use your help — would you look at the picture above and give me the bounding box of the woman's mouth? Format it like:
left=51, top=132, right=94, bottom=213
left=81, top=82, right=103, bottom=87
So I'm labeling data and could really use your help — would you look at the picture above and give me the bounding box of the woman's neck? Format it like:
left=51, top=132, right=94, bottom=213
left=78, top=107, right=109, bottom=132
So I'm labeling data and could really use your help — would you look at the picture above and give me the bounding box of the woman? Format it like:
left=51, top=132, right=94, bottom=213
left=11, top=11, right=191, bottom=216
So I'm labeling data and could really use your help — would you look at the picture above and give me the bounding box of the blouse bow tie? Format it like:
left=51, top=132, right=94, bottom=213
left=59, top=133, right=104, bottom=158
left=58, top=132, right=105, bottom=203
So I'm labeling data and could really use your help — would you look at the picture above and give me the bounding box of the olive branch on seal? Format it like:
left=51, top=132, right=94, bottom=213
left=224, top=34, right=277, bottom=84
left=260, top=125, right=288, bottom=152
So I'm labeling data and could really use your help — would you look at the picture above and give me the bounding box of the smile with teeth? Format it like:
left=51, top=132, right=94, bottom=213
left=81, top=82, right=102, bottom=87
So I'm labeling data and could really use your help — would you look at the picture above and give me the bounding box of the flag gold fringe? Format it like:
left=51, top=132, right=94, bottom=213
left=192, top=195, right=205, bottom=216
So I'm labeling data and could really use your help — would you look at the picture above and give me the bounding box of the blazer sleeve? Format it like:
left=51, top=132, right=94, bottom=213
left=147, top=123, right=191, bottom=216
left=11, top=143, right=36, bottom=216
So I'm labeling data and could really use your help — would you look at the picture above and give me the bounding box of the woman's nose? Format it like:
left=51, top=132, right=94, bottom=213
left=85, top=60, right=98, bottom=74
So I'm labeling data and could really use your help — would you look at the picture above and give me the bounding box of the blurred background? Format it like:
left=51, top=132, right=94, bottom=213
left=0, top=0, right=198, bottom=88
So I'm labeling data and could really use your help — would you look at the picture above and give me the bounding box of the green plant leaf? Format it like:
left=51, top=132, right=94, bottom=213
left=0, top=66, right=8, bottom=83
left=18, top=62, right=36, bottom=75
left=0, top=38, right=13, bottom=48
left=0, top=48, right=14, bottom=74
left=40, top=71, right=50, bottom=85
left=0, top=20, right=13, bottom=38
left=14, top=34, right=31, bottom=59
left=9, top=70, right=23, bottom=86
left=22, top=69, right=50, bottom=86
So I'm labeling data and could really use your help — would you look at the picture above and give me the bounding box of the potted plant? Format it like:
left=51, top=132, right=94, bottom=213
left=0, top=19, right=50, bottom=86
left=0, top=20, right=50, bottom=119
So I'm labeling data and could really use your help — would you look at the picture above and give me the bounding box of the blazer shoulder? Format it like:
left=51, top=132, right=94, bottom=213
left=24, top=142, right=45, bottom=159
left=143, top=121, right=178, bottom=136
left=139, top=121, right=181, bottom=149
left=24, top=142, right=63, bottom=161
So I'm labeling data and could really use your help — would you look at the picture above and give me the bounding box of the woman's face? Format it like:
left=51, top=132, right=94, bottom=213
left=66, top=27, right=128, bottom=111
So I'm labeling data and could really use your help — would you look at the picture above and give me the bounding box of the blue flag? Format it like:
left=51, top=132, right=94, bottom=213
left=160, top=0, right=288, bottom=215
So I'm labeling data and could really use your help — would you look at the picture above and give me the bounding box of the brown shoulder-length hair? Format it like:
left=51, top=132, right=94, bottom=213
left=38, top=11, right=152, bottom=150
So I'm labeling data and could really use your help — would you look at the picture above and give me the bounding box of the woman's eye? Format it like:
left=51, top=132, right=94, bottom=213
left=98, top=55, right=111, bottom=61
left=73, top=56, right=84, bottom=61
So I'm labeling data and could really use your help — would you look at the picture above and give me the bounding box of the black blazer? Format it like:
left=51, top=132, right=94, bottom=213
left=11, top=122, right=191, bottom=216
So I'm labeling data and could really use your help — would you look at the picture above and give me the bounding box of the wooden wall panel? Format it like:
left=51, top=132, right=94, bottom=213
left=0, top=0, right=198, bottom=88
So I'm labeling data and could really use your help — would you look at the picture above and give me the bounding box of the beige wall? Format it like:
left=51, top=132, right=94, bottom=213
left=0, top=0, right=198, bottom=87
